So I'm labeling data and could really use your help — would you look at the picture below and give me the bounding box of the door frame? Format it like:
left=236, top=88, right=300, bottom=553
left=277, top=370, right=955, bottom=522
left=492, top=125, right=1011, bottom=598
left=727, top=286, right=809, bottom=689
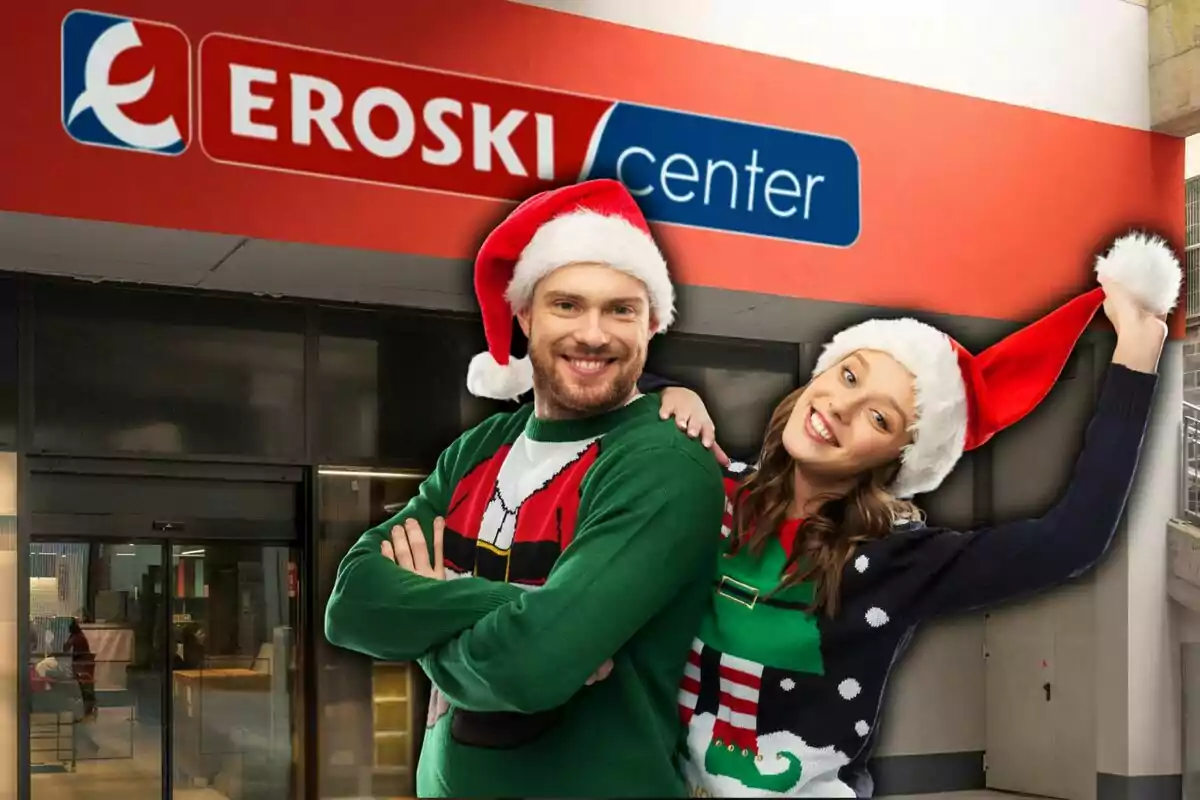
left=18, top=455, right=308, bottom=800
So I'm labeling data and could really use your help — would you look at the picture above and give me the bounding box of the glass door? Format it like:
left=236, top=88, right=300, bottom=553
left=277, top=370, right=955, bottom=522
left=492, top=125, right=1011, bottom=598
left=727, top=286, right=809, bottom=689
left=169, top=542, right=300, bottom=800
left=25, top=540, right=301, bottom=800
left=314, top=467, right=426, bottom=800
left=27, top=541, right=166, bottom=800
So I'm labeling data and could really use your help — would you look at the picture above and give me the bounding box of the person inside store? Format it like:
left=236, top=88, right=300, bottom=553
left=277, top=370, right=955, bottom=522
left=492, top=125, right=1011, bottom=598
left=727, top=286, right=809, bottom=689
left=65, top=618, right=96, bottom=721
left=324, top=178, right=729, bottom=798
left=639, top=231, right=1176, bottom=797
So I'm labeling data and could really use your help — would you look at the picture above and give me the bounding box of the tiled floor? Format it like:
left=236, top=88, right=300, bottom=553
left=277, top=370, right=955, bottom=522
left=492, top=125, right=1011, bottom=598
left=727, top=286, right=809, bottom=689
left=28, top=703, right=276, bottom=800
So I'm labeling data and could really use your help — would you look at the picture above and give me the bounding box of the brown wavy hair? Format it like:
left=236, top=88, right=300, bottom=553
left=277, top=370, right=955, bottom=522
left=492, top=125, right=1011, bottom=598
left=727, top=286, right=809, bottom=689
left=730, top=384, right=924, bottom=618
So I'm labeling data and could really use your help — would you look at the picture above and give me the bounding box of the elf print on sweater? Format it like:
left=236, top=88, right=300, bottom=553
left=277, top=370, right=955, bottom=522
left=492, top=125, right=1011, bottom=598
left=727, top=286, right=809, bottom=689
left=677, top=462, right=921, bottom=799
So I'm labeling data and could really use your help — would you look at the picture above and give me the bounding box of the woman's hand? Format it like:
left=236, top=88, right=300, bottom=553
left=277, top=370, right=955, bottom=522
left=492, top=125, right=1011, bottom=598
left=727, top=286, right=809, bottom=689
left=659, top=387, right=731, bottom=467
left=1103, top=282, right=1169, bottom=375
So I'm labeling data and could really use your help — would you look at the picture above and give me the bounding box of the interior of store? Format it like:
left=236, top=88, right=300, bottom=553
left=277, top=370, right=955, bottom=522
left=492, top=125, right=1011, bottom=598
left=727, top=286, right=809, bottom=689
left=27, top=540, right=300, bottom=800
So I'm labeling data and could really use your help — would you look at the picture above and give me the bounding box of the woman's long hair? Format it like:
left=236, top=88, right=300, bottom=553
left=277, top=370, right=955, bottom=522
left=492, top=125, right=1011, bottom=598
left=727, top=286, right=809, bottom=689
left=731, top=384, right=924, bottom=618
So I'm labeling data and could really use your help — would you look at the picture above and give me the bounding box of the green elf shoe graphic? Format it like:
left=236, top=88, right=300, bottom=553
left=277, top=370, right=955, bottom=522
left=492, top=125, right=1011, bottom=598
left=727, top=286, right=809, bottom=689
left=704, top=737, right=803, bottom=793
left=687, top=532, right=823, bottom=794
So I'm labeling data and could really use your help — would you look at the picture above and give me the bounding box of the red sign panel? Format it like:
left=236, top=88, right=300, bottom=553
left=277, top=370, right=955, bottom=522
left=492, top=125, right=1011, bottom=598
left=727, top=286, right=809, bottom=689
left=198, top=34, right=613, bottom=201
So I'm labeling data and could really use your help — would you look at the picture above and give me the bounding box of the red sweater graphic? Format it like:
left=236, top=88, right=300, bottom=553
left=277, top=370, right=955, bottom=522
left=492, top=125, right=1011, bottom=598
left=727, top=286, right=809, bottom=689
left=442, top=440, right=601, bottom=586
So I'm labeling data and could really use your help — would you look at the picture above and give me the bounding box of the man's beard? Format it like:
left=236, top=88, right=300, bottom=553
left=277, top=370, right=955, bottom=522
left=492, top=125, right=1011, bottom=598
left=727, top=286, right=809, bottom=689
left=528, top=339, right=643, bottom=419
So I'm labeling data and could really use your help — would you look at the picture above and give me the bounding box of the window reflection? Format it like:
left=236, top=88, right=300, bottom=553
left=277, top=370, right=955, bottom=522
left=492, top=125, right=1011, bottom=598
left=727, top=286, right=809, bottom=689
left=169, top=543, right=300, bottom=800
left=316, top=468, right=427, bottom=799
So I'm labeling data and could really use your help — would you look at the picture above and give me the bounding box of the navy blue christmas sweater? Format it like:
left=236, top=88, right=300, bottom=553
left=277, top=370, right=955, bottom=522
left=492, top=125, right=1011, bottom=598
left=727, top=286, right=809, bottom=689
left=642, top=364, right=1157, bottom=797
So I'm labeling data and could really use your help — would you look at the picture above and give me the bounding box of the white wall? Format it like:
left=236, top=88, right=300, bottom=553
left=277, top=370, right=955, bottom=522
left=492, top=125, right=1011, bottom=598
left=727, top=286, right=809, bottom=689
left=1187, top=135, right=1200, bottom=179
left=874, top=617, right=986, bottom=756
left=512, top=0, right=1151, bottom=130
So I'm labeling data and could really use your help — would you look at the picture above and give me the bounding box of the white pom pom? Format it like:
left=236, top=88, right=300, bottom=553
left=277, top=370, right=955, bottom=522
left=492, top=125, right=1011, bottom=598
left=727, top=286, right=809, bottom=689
left=1094, top=232, right=1182, bottom=316
left=466, top=351, right=534, bottom=401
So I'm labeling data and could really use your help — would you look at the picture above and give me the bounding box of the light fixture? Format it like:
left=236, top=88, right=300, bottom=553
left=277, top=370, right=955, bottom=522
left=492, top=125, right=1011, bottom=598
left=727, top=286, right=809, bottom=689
left=318, top=468, right=427, bottom=480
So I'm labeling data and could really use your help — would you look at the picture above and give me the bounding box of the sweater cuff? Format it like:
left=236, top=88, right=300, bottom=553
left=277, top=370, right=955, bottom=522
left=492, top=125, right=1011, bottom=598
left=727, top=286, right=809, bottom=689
left=1097, top=362, right=1158, bottom=421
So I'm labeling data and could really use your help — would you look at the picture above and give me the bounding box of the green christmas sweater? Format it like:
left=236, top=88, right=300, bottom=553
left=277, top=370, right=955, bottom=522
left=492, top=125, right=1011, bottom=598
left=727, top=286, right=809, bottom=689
left=324, top=393, right=726, bottom=798
left=678, top=363, right=1157, bottom=798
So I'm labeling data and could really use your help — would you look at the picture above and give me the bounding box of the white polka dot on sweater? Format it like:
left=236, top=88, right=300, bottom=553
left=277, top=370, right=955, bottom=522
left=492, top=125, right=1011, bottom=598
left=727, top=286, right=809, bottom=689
left=855, top=720, right=870, bottom=737
left=839, top=679, right=861, bottom=700
left=854, top=555, right=869, bottom=573
left=780, top=678, right=795, bottom=692
left=865, top=607, right=889, bottom=628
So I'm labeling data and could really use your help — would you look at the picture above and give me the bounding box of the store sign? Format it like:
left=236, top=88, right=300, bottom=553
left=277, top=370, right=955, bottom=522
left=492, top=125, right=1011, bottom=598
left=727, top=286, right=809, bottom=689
left=199, top=34, right=861, bottom=248
left=61, top=10, right=192, bottom=155
left=60, top=13, right=862, bottom=248
left=587, top=104, right=860, bottom=247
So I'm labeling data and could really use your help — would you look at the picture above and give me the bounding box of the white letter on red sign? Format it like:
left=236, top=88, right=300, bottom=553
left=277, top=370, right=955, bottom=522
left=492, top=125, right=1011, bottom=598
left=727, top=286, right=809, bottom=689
left=290, top=74, right=351, bottom=151
left=353, top=88, right=416, bottom=158
left=230, top=65, right=278, bottom=141
left=423, top=98, right=464, bottom=167
left=535, top=113, right=554, bottom=181
left=471, top=104, right=527, bottom=177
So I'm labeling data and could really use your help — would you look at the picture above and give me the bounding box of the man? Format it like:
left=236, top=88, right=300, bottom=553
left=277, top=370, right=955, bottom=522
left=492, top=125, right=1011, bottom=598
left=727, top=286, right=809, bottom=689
left=324, top=179, right=726, bottom=797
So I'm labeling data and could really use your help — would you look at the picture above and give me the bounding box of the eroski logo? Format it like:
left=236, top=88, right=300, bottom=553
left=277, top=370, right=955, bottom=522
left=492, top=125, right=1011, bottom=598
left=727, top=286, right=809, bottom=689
left=197, top=34, right=860, bottom=247
left=61, top=10, right=192, bottom=154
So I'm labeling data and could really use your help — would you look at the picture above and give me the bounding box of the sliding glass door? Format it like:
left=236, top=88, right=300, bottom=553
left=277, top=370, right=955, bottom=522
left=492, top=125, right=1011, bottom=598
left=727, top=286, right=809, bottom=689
left=27, top=542, right=164, bottom=800
left=25, top=540, right=300, bottom=800
left=168, top=542, right=299, bottom=800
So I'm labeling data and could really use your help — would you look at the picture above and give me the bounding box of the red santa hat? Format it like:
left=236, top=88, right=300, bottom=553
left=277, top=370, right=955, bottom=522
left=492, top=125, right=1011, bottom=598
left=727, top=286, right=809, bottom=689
left=812, top=232, right=1180, bottom=499
left=467, top=179, right=675, bottom=400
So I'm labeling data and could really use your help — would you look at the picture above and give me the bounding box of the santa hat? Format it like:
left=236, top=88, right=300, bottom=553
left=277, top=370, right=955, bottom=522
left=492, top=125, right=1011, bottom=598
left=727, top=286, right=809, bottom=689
left=466, top=179, right=675, bottom=401
left=812, top=232, right=1180, bottom=499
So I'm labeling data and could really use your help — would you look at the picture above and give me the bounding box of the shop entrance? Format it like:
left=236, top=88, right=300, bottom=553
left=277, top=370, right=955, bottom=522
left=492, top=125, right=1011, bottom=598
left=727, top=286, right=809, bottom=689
left=21, top=458, right=305, bottom=800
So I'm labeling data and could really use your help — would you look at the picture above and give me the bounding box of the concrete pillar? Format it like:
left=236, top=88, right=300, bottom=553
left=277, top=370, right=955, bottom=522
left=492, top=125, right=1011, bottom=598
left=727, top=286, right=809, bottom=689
left=0, top=454, right=15, bottom=800
left=1151, top=0, right=1200, bottom=137
left=1096, top=341, right=1185, bottom=799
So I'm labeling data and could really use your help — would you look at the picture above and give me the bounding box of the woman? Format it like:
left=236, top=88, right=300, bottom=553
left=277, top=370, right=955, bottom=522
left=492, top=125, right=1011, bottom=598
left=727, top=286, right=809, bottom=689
left=65, top=618, right=96, bottom=720
left=652, top=232, right=1176, bottom=798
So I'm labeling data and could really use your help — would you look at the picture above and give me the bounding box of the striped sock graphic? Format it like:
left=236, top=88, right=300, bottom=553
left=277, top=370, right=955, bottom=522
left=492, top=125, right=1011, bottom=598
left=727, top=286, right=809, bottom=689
left=678, top=638, right=703, bottom=725
left=711, top=651, right=762, bottom=755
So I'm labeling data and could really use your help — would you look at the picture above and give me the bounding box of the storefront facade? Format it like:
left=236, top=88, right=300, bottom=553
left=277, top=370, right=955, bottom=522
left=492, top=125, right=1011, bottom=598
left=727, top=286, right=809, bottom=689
left=0, top=2, right=1188, bottom=799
